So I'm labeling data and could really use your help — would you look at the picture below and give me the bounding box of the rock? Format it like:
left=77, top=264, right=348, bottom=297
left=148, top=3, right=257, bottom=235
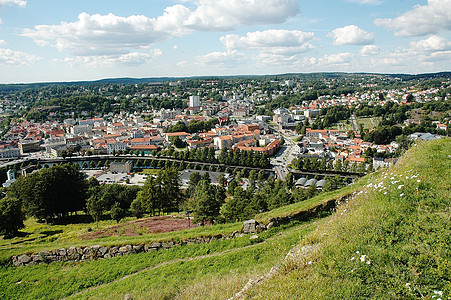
left=119, top=245, right=133, bottom=253
left=31, top=255, right=43, bottom=263
left=243, top=219, right=258, bottom=233
left=17, top=255, right=31, bottom=264
left=67, top=247, right=79, bottom=260
left=58, top=248, right=67, bottom=256
left=133, top=245, right=143, bottom=252
left=256, top=224, right=266, bottom=232
left=99, top=246, right=108, bottom=256
left=249, top=235, right=259, bottom=240
left=266, top=221, right=275, bottom=229
left=231, top=230, right=239, bottom=237
left=149, top=242, right=161, bottom=248
left=109, top=247, right=119, bottom=255
left=124, top=294, right=131, bottom=300
left=91, top=245, right=100, bottom=253
left=83, top=247, right=93, bottom=256
left=161, top=242, right=173, bottom=249
left=38, top=251, right=51, bottom=258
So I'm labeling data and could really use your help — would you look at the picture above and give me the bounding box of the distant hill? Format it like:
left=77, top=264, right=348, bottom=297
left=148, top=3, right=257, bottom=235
left=1, top=72, right=450, bottom=92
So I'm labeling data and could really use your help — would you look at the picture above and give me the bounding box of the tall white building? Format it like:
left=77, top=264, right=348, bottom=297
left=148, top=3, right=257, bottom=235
left=189, top=95, right=200, bottom=107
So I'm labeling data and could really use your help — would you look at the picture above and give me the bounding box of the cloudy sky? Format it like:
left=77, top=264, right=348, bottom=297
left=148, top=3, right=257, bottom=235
left=0, top=0, right=450, bottom=83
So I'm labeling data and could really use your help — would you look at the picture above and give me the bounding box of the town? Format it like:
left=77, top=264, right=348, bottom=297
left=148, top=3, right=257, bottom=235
left=0, top=73, right=449, bottom=189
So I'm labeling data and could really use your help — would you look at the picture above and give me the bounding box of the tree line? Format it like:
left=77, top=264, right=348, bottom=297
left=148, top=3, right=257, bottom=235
left=1, top=160, right=346, bottom=238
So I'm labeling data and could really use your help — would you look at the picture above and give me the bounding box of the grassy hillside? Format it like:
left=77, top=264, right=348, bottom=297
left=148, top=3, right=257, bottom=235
left=0, top=138, right=448, bottom=299
left=248, top=138, right=450, bottom=299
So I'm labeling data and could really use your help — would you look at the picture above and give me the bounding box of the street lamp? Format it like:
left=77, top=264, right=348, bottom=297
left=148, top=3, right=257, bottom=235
left=185, top=209, right=193, bottom=229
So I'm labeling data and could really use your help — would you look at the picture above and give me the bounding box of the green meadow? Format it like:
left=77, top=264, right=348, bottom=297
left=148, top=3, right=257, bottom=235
left=0, top=138, right=449, bottom=299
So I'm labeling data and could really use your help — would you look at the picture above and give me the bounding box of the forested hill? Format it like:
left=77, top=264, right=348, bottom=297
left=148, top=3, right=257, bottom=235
left=1, top=71, right=450, bottom=92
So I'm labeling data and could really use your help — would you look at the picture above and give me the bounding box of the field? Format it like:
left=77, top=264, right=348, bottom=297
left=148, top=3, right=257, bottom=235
left=333, top=116, right=381, bottom=132
left=0, top=138, right=449, bottom=299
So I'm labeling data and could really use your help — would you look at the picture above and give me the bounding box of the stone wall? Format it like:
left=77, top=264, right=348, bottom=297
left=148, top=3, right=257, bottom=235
left=11, top=194, right=346, bottom=267
left=12, top=235, right=230, bottom=267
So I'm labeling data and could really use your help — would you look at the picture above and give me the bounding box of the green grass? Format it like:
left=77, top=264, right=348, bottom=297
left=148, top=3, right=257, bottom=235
left=0, top=219, right=323, bottom=299
left=357, top=116, right=381, bottom=130
left=2, top=139, right=448, bottom=299
left=0, top=218, right=243, bottom=262
left=247, top=138, right=451, bottom=299
left=136, top=169, right=160, bottom=175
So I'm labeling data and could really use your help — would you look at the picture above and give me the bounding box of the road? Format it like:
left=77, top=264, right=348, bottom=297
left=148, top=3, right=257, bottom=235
left=268, top=124, right=298, bottom=181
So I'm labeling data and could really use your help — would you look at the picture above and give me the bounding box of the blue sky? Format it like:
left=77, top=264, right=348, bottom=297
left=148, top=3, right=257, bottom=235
left=0, top=0, right=450, bottom=83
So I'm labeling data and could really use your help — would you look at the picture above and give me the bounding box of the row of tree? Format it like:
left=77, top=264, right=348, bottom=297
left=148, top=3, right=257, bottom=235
left=291, top=157, right=369, bottom=175
left=158, top=147, right=271, bottom=169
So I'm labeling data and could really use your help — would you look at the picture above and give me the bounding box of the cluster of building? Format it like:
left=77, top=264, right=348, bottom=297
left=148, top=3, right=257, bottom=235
left=0, top=108, right=280, bottom=160
left=292, top=128, right=396, bottom=169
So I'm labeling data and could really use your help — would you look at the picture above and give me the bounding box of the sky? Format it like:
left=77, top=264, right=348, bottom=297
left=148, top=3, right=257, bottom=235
left=0, top=0, right=450, bottom=83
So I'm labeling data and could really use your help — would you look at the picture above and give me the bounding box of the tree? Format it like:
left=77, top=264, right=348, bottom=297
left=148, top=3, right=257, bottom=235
left=221, top=187, right=249, bottom=221
left=0, top=197, right=24, bottom=238
left=201, top=172, right=211, bottom=183
left=192, top=181, right=221, bottom=224
left=130, top=198, right=145, bottom=218
left=110, top=202, right=126, bottom=223
left=8, top=163, right=87, bottom=222
left=86, top=190, right=104, bottom=228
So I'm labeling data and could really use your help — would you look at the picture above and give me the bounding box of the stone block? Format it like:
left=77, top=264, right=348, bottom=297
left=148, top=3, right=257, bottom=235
left=243, top=219, right=258, bottom=233
left=99, top=246, right=108, bottom=256
left=17, top=255, right=31, bottom=264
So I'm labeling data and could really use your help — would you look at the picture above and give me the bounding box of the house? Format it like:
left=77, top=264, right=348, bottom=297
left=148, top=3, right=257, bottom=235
left=0, top=147, right=20, bottom=159
left=110, top=161, right=133, bottom=173
left=165, top=132, right=190, bottom=142
left=213, top=135, right=233, bottom=149
left=129, top=144, right=160, bottom=154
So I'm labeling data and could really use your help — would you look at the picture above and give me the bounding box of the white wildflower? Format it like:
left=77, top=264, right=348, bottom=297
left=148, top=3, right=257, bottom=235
left=350, top=256, right=355, bottom=261
left=434, top=291, right=443, bottom=297
left=400, top=193, right=404, bottom=197
left=405, top=283, right=411, bottom=288
left=417, top=179, right=420, bottom=183
left=366, top=260, right=371, bottom=265
left=398, top=185, right=404, bottom=189
left=360, top=255, right=367, bottom=262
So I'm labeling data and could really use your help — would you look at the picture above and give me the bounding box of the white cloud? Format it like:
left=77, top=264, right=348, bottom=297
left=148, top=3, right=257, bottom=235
left=329, top=25, right=374, bottom=45
left=254, top=53, right=300, bottom=67
left=196, top=50, right=245, bottom=67
left=410, top=35, right=450, bottom=52
left=59, top=49, right=162, bottom=67
left=347, top=0, right=382, bottom=4
left=0, top=17, right=2, bottom=24
left=374, top=0, right=451, bottom=36
left=0, top=48, right=40, bottom=65
left=22, top=0, right=300, bottom=57
left=0, top=0, right=26, bottom=7
left=360, top=45, right=380, bottom=56
left=220, top=29, right=315, bottom=55
left=0, top=39, right=6, bottom=45
left=22, top=13, right=170, bottom=56
left=304, top=52, right=354, bottom=66
left=184, top=0, right=300, bottom=31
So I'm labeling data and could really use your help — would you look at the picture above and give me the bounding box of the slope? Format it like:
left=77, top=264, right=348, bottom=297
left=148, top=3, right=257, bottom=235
left=247, top=138, right=450, bottom=299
